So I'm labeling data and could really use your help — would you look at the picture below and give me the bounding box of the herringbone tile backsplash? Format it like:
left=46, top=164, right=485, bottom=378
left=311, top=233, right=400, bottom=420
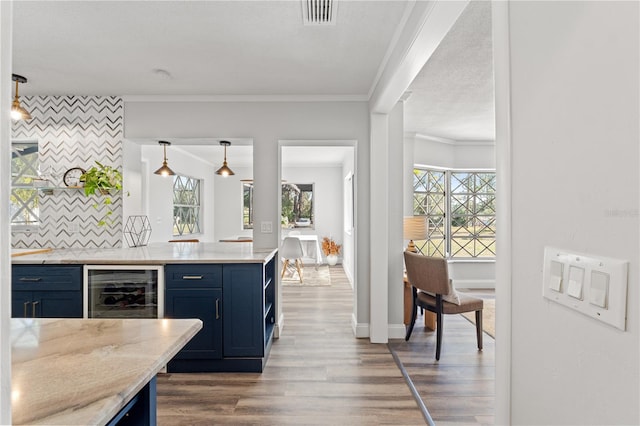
left=12, top=96, right=124, bottom=249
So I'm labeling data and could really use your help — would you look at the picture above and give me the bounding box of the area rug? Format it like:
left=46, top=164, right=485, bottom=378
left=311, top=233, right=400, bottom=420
left=461, top=298, right=495, bottom=338
left=281, top=264, right=332, bottom=286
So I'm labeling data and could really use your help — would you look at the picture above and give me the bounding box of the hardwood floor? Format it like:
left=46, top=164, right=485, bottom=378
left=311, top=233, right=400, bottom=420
left=389, top=289, right=496, bottom=425
left=157, top=266, right=426, bottom=425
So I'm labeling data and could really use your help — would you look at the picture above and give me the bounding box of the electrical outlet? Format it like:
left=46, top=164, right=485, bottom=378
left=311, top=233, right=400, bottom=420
left=261, top=221, right=273, bottom=233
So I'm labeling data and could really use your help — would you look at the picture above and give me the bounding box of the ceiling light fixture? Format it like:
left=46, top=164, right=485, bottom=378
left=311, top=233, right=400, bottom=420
left=11, top=74, right=32, bottom=121
left=153, top=141, right=176, bottom=176
left=215, top=141, right=235, bottom=177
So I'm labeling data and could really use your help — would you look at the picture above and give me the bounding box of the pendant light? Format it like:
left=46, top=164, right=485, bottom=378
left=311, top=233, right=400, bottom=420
left=215, top=141, right=235, bottom=176
left=11, top=74, right=32, bottom=121
left=153, top=141, right=176, bottom=176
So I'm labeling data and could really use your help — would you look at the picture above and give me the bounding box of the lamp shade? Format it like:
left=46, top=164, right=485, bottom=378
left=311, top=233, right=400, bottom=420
left=403, top=216, right=427, bottom=241
left=403, top=216, right=427, bottom=252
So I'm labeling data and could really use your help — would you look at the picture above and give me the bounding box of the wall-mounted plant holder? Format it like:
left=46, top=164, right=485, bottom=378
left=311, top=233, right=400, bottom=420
left=124, top=215, right=152, bottom=247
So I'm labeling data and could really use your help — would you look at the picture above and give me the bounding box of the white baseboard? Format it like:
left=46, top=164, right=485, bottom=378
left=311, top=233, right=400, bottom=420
left=274, top=312, right=285, bottom=339
left=351, top=313, right=369, bottom=338
left=453, top=279, right=496, bottom=289
left=388, top=323, right=407, bottom=339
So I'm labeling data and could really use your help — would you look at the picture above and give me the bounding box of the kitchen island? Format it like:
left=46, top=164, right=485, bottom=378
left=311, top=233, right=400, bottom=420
left=11, top=317, right=202, bottom=425
left=11, top=242, right=278, bottom=265
left=11, top=243, right=279, bottom=373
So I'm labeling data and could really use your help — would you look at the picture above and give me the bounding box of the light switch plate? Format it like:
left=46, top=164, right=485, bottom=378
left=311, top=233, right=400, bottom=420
left=543, top=247, right=628, bottom=330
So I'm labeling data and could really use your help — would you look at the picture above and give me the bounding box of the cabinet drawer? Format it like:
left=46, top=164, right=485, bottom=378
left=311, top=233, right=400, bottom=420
left=165, top=264, right=222, bottom=288
left=12, top=265, right=82, bottom=291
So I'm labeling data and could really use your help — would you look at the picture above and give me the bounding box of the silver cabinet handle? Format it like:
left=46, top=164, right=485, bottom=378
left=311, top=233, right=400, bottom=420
left=182, top=275, right=203, bottom=280
left=31, top=301, right=39, bottom=318
left=19, top=277, right=42, bottom=282
left=215, top=299, right=220, bottom=320
left=23, top=301, right=31, bottom=318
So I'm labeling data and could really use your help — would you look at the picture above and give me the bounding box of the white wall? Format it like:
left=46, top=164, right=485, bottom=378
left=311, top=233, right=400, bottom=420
left=138, top=144, right=216, bottom=243
left=213, top=166, right=252, bottom=242
left=123, top=101, right=371, bottom=334
left=0, top=2, right=12, bottom=421
left=507, top=2, right=639, bottom=424
left=342, top=152, right=356, bottom=284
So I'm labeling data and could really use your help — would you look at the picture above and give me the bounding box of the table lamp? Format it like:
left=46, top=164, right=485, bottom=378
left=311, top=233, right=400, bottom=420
left=403, top=216, right=427, bottom=253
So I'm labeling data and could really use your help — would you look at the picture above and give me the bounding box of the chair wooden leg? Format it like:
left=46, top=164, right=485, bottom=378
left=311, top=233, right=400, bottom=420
left=405, top=301, right=418, bottom=341
left=281, top=259, right=289, bottom=278
left=435, top=311, right=443, bottom=361
left=475, top=310, right=483, bottom=351
left=295, top=259, right=303, bottom=283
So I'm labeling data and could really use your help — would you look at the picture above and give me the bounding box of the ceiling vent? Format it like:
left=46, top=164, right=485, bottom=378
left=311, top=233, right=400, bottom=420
left=302, top=0, right=337, bottom=25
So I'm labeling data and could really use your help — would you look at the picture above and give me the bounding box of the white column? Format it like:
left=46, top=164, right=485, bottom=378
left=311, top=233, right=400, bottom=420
left=387, top=102, right=405, bottom=338
left=492, top=2, right=512, bottom=424
left=369, top=113, right=389, bottom=343
left=0, top=1, right=13, bottom=422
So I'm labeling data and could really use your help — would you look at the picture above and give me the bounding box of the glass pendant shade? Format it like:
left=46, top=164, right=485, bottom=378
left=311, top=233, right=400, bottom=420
left=153, top=141, right=175, bottom=176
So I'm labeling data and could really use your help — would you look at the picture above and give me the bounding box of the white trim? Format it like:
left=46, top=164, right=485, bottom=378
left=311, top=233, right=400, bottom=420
left=351, top=313, right=369, bottom=338
left=122, top=94, right=368, bottom=103
left=275, top=312, right=284, bottom=339
left=453, top=279, right=496, bottom=290
left=369, top=1, right=469, bottom=114
left=388, top=323, right=407, bottom=339
left=367, top=1, right=417, bottom=100
left=492, top=1, right=513, bottom=424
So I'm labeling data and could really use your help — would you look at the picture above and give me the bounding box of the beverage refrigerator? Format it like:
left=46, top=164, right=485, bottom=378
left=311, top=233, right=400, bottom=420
left=83, top=265, right=164, bottom=319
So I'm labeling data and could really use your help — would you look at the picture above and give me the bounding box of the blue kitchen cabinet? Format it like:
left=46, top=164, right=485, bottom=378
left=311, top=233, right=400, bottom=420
left=11, top=265, right=82, bottom=318
left=164, top=257, right=276, bottom=373
left=223, top=263, right=264, bottom=357
left=164, top=264, right=223, bottom=372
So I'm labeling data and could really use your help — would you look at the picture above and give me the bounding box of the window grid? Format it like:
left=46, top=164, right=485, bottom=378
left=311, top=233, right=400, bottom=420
left=173, top=175, right=201, bottom=236
left=412, top=168, right=496, bottom=259
left=11, top=142, right=40, bottom=229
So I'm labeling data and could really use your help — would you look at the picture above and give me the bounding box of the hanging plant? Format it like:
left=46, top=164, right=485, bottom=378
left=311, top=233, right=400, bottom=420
left=80, top=161, right=127, bottom=226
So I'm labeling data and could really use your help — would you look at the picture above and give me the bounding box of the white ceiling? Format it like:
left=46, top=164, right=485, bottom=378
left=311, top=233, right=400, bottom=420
left=11, top=0, right=494, bottom=161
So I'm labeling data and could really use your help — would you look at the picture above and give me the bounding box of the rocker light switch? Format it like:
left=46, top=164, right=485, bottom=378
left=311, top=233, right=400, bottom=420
left=567, top=266, right=584, bottom=300
left=549, top=260, right=563, bottom=292
left=589, top=271, right=609, bottom=309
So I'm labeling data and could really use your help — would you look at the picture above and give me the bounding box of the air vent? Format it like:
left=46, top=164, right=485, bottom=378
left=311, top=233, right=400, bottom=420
left=302, top=0, right=337, bottom=25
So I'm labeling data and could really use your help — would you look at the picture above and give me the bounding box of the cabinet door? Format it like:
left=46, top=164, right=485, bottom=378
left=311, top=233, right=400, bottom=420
left=165, top=288, right=222, bottom=359
left=12, top=265, right=83, bottom=318
left=34, top=291, right=83, bottom=318
left=223, top=264, right=264, bottom=357
left=12, top=291, right=32, bottom=318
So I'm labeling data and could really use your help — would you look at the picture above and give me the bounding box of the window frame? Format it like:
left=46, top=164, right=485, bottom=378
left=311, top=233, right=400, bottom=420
left=11, top=140, right=41, bottom=232
left=413, top=167, right=496, bottom=260
left=243, top=182, right=315, bottom=230
left=172, top=174, right=202, bottom=237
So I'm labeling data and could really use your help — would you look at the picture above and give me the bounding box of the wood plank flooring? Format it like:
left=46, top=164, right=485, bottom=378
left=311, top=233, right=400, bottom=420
left=156, top=266, right=426, bottom=425
left=389, top=289, right=496, bottom=425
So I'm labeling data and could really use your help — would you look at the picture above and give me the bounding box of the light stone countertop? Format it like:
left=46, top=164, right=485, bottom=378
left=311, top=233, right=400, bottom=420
left=11, top=242, right=278, bottom=265
left=11, top=317, right=202, bottom=425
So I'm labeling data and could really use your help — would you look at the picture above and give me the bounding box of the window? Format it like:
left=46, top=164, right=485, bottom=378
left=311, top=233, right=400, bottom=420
left=243, top=182, right=314, bottom=230
left=11, top=141, right=41, bottom=230
left=173, top=175, right=201, bottom=236
left=413, top=168, right=496, bottom=259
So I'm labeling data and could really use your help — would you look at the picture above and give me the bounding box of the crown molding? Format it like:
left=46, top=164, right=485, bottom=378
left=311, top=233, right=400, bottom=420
left=122, top=94, right=368, bottom=103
